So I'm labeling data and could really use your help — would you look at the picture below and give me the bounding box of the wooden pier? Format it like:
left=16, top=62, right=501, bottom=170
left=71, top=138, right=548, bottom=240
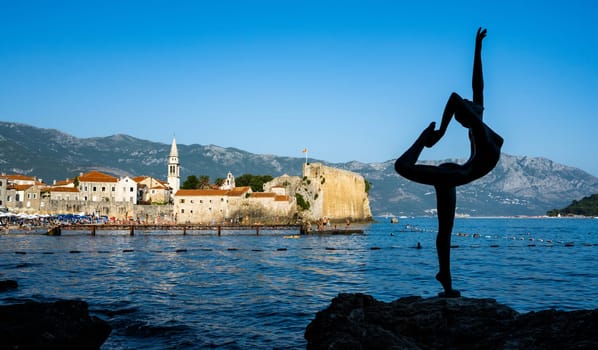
left=58, top=223, right=303, bottom=236
left=51, top=223, right=364, bottom=236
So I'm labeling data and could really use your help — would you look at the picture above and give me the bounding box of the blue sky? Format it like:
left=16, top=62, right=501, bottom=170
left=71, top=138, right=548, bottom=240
left=1, top=1, right=597, bottom=176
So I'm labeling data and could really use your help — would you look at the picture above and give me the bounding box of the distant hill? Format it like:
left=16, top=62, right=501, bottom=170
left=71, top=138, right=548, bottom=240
left=547, top=194, right=598, bottom=217
left=1, top=121, right=597, bottom=216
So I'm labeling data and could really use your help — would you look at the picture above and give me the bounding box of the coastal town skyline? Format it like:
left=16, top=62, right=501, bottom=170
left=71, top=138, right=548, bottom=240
left=1, top=1, right=597, bottom=176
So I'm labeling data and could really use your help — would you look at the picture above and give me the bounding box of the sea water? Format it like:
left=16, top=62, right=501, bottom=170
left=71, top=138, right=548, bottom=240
left=1, top=217, right=597, bottom=349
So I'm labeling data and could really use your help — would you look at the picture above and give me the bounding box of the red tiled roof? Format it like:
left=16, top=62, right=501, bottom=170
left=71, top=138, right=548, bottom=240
left=10, top=184, right=33, bottom=191
left=54, top=179, right=74, bottom=186
left=249, top=192, right=276, bottom=198
left=227, top=186, right=251, bottom=197
left=5, top=174, right=36, bottom=181
left=274, top=195, right=290, bottom=202
left=78, top=171, right=118, bottom=183
left=175, top=189, right=229, bottom=196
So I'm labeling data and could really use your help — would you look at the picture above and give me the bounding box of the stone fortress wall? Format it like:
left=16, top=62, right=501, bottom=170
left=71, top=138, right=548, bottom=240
left=36, top=200, right=174, bottom=222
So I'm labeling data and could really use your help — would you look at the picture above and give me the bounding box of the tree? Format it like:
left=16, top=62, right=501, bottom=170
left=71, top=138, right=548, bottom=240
left=182, top=175, right=200, bottom=189
left=182, top=175, right=211, bottom=189
left=235, top=173, right=273, bottom=192
left=199, top=175, right=210, bottom=189
left=215, top=178, right=226, bottom=187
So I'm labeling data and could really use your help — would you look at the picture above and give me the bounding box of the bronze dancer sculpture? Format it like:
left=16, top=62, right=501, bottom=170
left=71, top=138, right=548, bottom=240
left=395, top=28, right=503, bottom=297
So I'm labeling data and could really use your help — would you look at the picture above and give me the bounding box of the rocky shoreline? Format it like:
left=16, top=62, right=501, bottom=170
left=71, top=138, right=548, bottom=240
left=0, top=280, right=111, bottom=349
left=305, top=293, right=598, bottom=349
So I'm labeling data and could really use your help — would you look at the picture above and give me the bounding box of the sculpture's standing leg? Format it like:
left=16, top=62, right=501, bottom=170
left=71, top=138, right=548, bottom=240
left=434, top=184, right=460, bottom=297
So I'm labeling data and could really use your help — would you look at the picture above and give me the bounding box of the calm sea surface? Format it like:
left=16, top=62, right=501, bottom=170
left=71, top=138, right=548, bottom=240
left=1, top=217, right=597, bottom=349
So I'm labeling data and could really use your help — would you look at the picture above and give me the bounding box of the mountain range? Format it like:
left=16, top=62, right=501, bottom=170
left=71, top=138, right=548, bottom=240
left=1, top=121, right=597, bottom=216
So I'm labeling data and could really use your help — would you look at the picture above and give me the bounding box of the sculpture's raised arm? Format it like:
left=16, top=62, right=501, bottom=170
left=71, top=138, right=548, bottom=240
left=472, top=27, right=486, bottom=108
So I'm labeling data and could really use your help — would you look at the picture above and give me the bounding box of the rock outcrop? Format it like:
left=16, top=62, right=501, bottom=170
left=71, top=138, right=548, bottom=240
left=0, top=299, right=111, bottom=349
left=305, top=293, right=598, bottom=349
left=266, top=163, right=373, bottom=223
left=0, top=280, right=18, bottom=292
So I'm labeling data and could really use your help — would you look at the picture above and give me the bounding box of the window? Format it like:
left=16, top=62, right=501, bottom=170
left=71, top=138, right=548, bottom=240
left=7, top=195, right=11, bottom=202
left=27, top=193, right=31, bottom=199
left=130, top=187, right=134, bottom=192
left=33, top=194, right=37, bottom=199
left=181, top=209, right=185, bottom=213
left=112, top=187, right=115, bottom=191
left=180, top=199, right=185, bottom=203
left=102, top=187, right=106, bottom=192
left=93, top=186, right=97, bottom=192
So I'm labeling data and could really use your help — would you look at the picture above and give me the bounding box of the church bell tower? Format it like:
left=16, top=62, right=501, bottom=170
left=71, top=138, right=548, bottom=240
left=168, top=137, right=180, bottom=197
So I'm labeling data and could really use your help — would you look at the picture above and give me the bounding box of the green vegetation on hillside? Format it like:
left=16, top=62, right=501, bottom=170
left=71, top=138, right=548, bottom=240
left=295, top=193, right=310, bottom=211
left=547, top=194, right=598, bottom=217
left=365, top=179, right=371, bottom=194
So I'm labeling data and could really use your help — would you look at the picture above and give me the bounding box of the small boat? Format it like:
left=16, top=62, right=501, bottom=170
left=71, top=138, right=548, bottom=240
left=46, top=226, right=62, bottom=236
left=390, top=217, right=399, bottom=224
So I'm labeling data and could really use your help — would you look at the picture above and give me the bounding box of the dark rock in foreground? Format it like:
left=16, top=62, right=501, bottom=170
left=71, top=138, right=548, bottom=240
left=0, top=280, right=18, bottom=292
left=305, top=293, right=598, bottom=349
left=0, top=300, right=111, bottom=349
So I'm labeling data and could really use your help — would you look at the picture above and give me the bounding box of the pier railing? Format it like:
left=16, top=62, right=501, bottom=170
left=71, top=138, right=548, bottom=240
left=59, top=223, right=303, bottom=236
